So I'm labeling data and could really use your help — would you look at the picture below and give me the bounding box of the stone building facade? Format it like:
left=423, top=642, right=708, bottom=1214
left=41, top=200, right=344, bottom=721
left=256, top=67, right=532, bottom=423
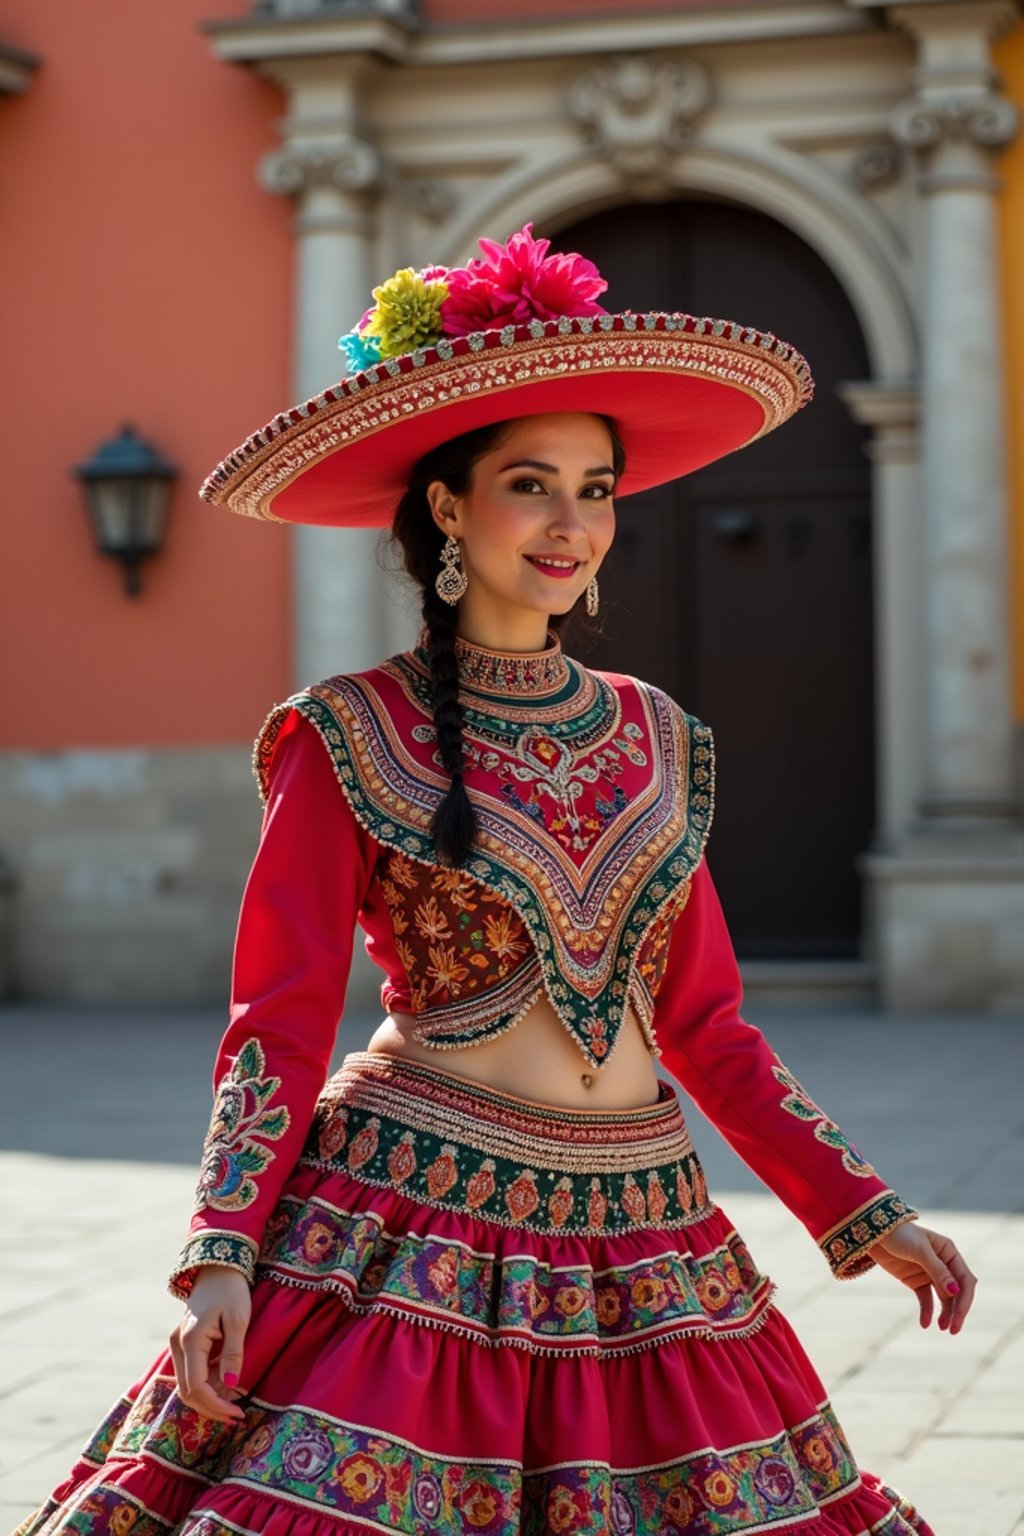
left=2, top=0, right=1023, bottom=1012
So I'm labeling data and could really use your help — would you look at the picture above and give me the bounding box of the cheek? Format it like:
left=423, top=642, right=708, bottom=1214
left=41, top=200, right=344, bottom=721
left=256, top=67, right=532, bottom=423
left=474, top=498, right=543, bottom=557
left=595, top=508, right=616, bottom=556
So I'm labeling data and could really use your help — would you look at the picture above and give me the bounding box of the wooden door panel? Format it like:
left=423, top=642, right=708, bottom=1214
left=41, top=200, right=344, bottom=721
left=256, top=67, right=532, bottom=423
left=558, top=199, right=874, bottom=959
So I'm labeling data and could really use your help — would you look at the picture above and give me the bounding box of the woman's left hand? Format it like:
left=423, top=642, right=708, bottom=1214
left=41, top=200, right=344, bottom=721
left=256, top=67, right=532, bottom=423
left=867, top=1221, right=977, bottom=1333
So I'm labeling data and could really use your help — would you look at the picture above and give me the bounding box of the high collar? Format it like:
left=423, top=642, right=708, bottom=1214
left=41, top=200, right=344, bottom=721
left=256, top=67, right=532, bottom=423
left=414, top=627, right=570, bottom=698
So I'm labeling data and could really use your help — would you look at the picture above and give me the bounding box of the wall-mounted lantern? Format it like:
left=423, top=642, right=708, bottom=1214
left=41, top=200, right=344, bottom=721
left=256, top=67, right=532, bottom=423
left=74, top=425, right=177, bottom=597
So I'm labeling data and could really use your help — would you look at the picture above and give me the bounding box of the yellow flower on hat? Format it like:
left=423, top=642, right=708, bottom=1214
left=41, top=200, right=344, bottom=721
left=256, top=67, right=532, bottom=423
left=363, top=268, right=450, bottom=358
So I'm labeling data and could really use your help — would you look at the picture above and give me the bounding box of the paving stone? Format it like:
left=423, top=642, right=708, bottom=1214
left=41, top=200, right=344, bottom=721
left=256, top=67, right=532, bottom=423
left=2, top=1005, right=1022, bottom=1534
left=892, top=1435, right=1024, bottom=1533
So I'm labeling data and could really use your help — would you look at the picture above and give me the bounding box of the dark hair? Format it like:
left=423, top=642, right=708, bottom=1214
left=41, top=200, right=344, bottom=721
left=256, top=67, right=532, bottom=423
left=385, top=414, right=626, bottom=867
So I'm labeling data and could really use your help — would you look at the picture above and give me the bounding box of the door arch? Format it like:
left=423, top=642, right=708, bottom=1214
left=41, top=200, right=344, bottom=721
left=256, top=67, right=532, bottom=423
left=558, top=198, right=874, bottom=960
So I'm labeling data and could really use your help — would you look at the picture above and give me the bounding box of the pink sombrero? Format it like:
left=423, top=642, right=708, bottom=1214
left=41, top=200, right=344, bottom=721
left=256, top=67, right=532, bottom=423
left=200, top=225, right=814, bottom=528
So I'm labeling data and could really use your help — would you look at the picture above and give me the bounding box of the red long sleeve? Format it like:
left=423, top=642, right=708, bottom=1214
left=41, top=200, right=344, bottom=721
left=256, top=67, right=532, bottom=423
left=653, top=859, right=918, bottom=1279
left=169, top=712, right=378, bottom=1299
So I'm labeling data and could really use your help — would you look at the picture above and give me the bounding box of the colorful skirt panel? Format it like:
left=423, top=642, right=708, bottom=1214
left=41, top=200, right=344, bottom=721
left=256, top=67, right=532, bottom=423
left=15, top=1051, right=934, bottom=1536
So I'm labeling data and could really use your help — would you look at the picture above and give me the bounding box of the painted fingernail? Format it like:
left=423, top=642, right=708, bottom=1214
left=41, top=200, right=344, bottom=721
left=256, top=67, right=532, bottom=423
left=223, top=1371, right=239, bottom=1387
left=945, top=1280, right=960, bottom=1296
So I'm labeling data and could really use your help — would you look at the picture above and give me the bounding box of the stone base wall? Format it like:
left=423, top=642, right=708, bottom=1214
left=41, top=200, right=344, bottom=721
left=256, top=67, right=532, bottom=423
left=866, top=838, right=1024, bottom=1013
left=0, top=747, right=380, bottom=1010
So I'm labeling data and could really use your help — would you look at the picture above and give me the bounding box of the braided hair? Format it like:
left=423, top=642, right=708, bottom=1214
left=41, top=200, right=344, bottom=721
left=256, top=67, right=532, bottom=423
left=386, top=416, right=626, bottom=867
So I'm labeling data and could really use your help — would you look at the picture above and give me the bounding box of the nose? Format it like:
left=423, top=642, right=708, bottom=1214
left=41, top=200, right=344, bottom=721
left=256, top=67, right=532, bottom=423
left=546, top=491, right=587, bottom=539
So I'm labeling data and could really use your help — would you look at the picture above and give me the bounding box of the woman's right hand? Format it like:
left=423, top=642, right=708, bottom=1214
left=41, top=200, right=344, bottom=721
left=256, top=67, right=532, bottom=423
left=169, top=1266, right=252, bottom=1424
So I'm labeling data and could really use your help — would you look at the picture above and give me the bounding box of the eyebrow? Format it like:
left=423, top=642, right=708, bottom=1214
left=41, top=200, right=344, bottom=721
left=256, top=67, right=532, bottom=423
left=500, top=459, right=616, bottom=478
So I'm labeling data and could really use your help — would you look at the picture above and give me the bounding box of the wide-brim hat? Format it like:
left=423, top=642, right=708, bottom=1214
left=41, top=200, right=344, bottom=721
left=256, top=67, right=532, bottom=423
left=200, top=230, right=814, bottom=528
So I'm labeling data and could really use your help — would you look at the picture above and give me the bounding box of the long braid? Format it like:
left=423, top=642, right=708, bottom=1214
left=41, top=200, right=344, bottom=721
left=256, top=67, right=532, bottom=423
left=421, top=582, right=476, bottom=865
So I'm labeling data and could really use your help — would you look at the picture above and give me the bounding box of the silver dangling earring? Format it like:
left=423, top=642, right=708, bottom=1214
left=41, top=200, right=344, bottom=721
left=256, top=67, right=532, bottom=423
left=585, top=574, right=600, bottom=617
left=435, top=533, right=468, bottom=605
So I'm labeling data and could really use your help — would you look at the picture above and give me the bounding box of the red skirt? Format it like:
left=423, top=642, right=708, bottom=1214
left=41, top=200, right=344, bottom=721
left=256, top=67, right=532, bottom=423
left=17, top=1051, right=933, bottom=1536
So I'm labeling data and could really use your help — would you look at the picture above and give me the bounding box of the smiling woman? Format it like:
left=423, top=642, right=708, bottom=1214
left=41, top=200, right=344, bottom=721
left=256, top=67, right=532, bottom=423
left=427, top=414, right=619, bottom=637
left=15, top=223, right=972, bottom=1536
left=389, top=411, right=623, bottom=893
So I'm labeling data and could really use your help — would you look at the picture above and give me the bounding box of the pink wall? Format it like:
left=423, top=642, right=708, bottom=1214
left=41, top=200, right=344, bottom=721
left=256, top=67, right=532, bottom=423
left=0, top=0, right=292, bottom=748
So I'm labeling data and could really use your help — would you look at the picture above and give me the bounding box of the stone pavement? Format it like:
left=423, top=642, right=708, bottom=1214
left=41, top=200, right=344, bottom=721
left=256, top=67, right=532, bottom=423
left=1, top=1003, right=1022, bottom=1535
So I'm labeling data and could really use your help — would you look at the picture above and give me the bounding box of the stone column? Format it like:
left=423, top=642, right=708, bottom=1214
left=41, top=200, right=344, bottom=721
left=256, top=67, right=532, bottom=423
left=852, top=0, right=1024, bottom=1011
left=837, top=381, right=922, bottom=846
left=260, top=69, right=390, bottom=686
left=887, top=0, right=1020, bottom=824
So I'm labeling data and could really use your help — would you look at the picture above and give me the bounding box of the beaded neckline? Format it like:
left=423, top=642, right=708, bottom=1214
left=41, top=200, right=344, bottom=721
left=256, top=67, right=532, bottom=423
left=414, top=628, right=570, bottom=698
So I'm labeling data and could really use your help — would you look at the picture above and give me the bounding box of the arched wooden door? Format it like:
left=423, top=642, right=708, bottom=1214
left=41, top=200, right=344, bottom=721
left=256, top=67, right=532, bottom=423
left=557, top=200, right=874, bottom=959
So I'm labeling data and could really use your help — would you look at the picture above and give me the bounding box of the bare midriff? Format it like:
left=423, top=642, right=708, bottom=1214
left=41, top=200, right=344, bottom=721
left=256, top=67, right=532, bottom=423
left=366, top=994, right=662, bottom=1110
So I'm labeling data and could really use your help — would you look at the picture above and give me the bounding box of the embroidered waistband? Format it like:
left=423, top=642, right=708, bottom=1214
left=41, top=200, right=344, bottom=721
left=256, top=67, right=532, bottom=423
left=302, top=1051, right=711, bottom=1234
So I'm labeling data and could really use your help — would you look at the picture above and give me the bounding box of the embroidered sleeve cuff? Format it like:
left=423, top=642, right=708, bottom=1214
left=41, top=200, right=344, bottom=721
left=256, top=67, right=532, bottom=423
left=167, top=1231, right=259, bottom=1301
left=819, top=1191, right=919, bottom=1280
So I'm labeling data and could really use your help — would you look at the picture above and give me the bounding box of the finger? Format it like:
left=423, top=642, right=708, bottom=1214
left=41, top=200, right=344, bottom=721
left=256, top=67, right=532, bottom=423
left=915, top=1282, right=933, bottom=1330
left=917, top=1231, right=961, bottom=1310
left=949, top=1261, right=978, bottom=1335
left=218, top=1308, right=248, bottom=1394
left=182, top=1319, right=245, bottom=1423
left=168, top=1327, right=187, bottom=1397
left=189, top=1377, right=247, bottom=1423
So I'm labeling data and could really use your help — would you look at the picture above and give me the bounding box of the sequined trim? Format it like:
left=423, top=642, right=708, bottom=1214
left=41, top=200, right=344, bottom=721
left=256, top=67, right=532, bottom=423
left=258, top=1191, right=775, bottom=1353
left=414, top=626, right=570, bottom=698
left=404, top=641, right=600, bottom=725
left=169, top=1231, right=259, bottom=1300
left=299, top=1053, right=712, bottom=1235
left=198, top=314, right=814, bottom=524
left=820, top=1192, right=919, bottom=1280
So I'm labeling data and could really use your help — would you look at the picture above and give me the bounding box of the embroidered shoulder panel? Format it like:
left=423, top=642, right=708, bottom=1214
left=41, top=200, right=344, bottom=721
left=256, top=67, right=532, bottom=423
left=255, top=654, right=714, bottom=1068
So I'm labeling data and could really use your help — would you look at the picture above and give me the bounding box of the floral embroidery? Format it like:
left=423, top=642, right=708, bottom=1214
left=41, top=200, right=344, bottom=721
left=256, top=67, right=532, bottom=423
left=80, top=1397, right=131, bottom=1468
left=174, top=1398, right=858, bottom=1536
left=383, top=859, right=537, bottom=1029
left=193, top=1039, right=290, bottom=1215
left=303, top=1058, right=710, bottom=1237
left=771, top=1060, right=877, bottom=1177
left=16, top=1486, right=173, bottom=1536
left=820, top=1191, right=919, bottom=1280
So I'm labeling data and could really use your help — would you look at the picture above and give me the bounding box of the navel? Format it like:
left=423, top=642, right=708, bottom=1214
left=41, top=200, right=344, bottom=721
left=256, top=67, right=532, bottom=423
left=581, top=1073, right=593, bottom=1089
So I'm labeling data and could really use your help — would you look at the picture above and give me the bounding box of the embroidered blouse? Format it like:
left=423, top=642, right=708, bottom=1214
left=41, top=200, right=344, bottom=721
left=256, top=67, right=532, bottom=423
left=170, top=630, right=917, bottom=1299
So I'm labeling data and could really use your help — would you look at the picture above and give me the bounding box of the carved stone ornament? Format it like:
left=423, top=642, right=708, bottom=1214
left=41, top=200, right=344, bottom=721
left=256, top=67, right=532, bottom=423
left=259, top=138, right=384, bottom=198
left=569, top=56, right=712, bottom=187
left=888, top=93, right=1019, bottom=152
left=406, top=179, right=458, bottom=225
left=851, top=142, right=902, bottom=192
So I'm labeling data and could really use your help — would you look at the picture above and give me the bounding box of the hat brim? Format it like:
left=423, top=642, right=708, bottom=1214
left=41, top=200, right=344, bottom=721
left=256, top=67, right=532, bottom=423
left=200, top=313, right=813, bottom=528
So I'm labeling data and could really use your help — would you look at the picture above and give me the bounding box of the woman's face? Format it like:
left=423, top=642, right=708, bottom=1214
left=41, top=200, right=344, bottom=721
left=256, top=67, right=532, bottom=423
left=427, top=412, right=617, bottom=643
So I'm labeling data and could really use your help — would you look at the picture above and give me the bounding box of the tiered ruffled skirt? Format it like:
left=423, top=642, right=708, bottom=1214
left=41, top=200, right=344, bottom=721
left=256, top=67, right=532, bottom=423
left=16, top=1052, right=933, bottom=1536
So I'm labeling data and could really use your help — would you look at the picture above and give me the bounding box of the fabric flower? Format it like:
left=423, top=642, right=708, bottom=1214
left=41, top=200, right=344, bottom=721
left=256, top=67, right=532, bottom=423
left=441, top=222, right=608, bottom=337
left=362, top=267, right=450, bottom=358
left=280, top=1427, right=334, bottom=1481
left=338, top=326, right=382, bottom=375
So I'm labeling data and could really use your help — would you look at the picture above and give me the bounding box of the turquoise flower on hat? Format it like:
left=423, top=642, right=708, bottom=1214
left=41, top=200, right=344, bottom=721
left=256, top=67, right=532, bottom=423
left=338, top=326, right=383, bottom=375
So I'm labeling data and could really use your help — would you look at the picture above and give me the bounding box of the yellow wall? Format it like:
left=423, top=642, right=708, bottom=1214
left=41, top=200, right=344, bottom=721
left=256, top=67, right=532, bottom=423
left=997, top=26, right=1024, bottom=722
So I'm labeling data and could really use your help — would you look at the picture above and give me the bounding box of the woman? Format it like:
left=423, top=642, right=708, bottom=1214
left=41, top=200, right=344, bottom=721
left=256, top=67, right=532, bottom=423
left=18, top=225, right=974, bottom=1536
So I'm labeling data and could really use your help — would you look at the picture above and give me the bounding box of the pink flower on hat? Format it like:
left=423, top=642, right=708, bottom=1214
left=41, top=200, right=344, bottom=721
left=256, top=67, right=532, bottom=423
left=441, top=223, right=608, bottom=337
